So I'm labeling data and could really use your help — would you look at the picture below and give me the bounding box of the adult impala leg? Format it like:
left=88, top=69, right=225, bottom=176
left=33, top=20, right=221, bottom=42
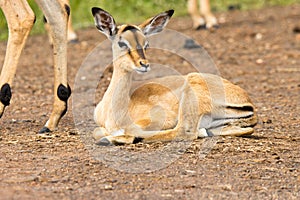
left=0, top=0, right=35, bottom=118
left=199, top=0, right=218, bottom=29
left=44, top=0, right=78, bottom=43
left=187, top=0, right=206, bottom=29
left=65, top=1, right=78, bottom=43
left=36, top=0, right=71, bottom=133
left=187, top=0, right=218, bottom=29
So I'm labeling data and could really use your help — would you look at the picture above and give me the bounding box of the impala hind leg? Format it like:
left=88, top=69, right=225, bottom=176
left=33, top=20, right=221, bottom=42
left=188, top=0, right=206, bottom=29
left=199, top=0, right=218, bottom=29
left=197, top=116, right=256, bottom=137
left=187, top=0, right=218, bottom=29
left=205, top=126, right=254, bottom=137
left=36, top=0, right=71, bottom=133
left=44, top=0, right=78, bottom=44
left=0, top=0, right=35, bottom=118
left=93, top=127, right=110, bottom=140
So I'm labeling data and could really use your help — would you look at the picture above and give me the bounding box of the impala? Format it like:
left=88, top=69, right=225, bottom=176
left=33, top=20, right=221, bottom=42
left=92, top=8, right=257, bottom=145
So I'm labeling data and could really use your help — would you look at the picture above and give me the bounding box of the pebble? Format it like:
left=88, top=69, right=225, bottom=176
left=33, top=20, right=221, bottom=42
left=104, top=184, right=113, bottom=190
left=256, top=58, right=264, bottom=64
left=255, top=33, right=263, bottom=40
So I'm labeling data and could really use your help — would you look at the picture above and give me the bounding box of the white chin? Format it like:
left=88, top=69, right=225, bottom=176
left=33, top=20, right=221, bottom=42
left=135, top=67, right=150, bottom=74
left=136, top=70, right=147, bottom=74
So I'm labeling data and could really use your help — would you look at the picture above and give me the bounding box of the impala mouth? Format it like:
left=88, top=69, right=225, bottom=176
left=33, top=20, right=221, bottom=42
left=135, top=66, right=151, bottom=74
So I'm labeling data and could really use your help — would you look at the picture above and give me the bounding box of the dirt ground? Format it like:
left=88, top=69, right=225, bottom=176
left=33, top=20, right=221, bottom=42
left=0, top=5, right=299, bottom=200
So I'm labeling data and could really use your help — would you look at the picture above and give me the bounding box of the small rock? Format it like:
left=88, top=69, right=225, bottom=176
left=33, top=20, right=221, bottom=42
left=185, top=170, right=196, bottom=174
left=256, top=59, right=264, bottom=64
left=104, top=184, right=113, bottom=190
left=66, top=186, right=73, bottom=191
left=218, top=15, right=226, bottom=24
left=183, top=39, right=202, bottom=49
left=262, top=118, right=272, bottom=124
left=255, top=33, right=263, bottom=40
left=293, top=26, right=300, bottom=33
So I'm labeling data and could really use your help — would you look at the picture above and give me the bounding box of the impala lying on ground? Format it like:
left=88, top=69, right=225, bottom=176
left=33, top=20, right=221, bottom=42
left=92, top=8, right=257, bottom=146
left=0, top=0, right=72, bottom=132
left=188, top=0, right=218, bottom=29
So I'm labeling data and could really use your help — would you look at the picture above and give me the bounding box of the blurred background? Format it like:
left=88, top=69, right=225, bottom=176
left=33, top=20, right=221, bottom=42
left=0, top=0, right=299, bottom=40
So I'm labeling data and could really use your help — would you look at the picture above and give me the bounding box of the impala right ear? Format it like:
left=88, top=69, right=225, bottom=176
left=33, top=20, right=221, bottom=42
left=139, top=9, right=174, bottom=36
left=92, top=7, right=117, bottom=39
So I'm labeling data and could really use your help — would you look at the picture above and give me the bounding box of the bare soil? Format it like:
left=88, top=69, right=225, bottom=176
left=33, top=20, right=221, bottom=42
left=0, top=5, right=299, bottom=199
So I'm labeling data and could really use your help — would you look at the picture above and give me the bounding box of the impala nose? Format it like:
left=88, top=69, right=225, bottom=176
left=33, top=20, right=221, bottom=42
left=136, top=60, right=150, bottom=73
left=140, top=60, right=149, bottom=69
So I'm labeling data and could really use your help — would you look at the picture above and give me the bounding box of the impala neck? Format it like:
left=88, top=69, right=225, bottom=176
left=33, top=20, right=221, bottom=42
left=110, top=63, right=132, bottom=91
left=102, top=58, right=133, bottom=112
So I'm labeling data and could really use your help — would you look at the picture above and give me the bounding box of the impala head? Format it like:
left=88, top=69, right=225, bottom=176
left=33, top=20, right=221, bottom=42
left=92, top=7, right=174, bottom=74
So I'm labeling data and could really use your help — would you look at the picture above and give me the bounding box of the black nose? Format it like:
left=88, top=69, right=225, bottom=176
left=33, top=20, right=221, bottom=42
left=140, top=61, right=149, bottom=68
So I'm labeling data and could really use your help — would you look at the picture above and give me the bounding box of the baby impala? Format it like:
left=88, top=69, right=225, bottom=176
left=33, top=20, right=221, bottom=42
left=91, top=8, right=257, bottom=146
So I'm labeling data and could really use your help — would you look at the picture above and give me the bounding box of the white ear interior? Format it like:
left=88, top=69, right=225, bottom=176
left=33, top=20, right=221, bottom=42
left=142, top=10, right=174, bottom=36
left=92, top=7, right=117, bottom=39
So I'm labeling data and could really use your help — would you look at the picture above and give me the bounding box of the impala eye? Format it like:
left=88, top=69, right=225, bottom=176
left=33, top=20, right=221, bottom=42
left=118, top=41, right=128, bottom=49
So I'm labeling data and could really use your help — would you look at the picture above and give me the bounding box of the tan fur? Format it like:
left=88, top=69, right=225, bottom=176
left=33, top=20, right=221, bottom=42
left=44, top=0, right=78, bottom=43
left=0, top=0, right=71, bottom=132
left=92, top=9, right=257, bottom=145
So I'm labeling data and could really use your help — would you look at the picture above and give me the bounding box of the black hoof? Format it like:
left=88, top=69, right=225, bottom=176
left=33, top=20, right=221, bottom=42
left=183, top=39, right=202, bottom=49
left=96, top=137, right=112, bottom=146
left=212, top=24, right=220, bottom=29
left=68, top=39, right=79, bottom=44
left=228, top=4, right=241, bottom=11
left=196, top=24, right=207, bottom=30
left=206, top=130, right=214, bottom=137
left=39, top=127, right=51, bottom=134
left=293, top=26, right=300, bottom=34
left=133, top=137, right=144, bottom=144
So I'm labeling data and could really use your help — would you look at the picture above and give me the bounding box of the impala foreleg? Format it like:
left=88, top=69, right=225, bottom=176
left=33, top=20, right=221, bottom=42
left=0, top=0, right=35, bottom=118
left=95, top=127, right=178, bottom=146
left=95, top=78, right=200, bottom=145
left=93, top=127, right=110, bottom=140
left=36, top=0, right=71, bottom=133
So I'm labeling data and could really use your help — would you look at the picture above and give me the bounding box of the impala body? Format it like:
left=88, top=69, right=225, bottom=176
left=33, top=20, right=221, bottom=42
left=92, top=8, right=257, bottom=146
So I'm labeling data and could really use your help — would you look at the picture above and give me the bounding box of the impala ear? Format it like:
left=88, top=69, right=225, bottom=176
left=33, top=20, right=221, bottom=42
left=139, top=10, right=174, bottom=36
left=92, top=7, right=117, bottom=39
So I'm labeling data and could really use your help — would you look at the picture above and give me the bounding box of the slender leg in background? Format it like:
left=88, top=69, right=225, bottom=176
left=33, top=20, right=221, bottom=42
left=0, top=0, right=35, bottom=118
left=36, top=0, right=71, bottom=133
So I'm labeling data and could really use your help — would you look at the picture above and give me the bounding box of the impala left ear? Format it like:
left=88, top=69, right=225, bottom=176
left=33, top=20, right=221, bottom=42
left=92, top=7, right=117, bottom=39
left=139, top=10, right=174, bottom=36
